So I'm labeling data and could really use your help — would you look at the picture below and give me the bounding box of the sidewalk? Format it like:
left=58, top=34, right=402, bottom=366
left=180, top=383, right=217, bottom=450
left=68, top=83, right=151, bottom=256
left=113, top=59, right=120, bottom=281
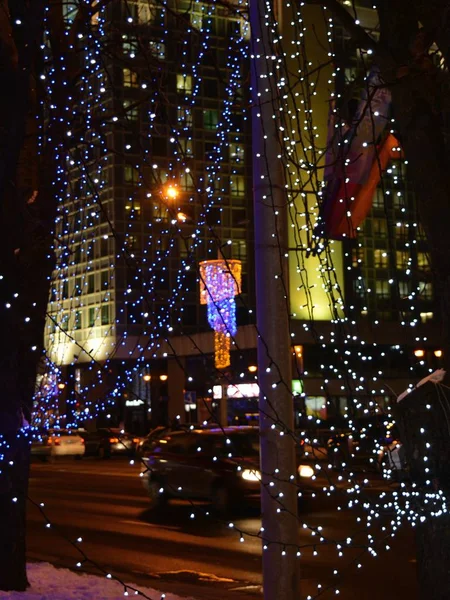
left=0, top=563, right=194, bottom=600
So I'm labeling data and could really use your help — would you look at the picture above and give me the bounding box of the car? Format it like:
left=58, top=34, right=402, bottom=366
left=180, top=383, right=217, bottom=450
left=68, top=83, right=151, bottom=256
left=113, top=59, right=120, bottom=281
left=81, top=428, right=140, bottom=458
left=140, top=426, right=314, bottom=513
left=47, top=429, right=85, bottom=459
left=30, top=428, right=53, bottom=462
left=137, top=422, right=219, bottom=456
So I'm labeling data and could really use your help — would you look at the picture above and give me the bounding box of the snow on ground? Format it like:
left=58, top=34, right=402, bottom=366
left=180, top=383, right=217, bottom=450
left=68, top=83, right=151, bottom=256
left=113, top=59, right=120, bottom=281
left=0, top=563, right=193, bottom=600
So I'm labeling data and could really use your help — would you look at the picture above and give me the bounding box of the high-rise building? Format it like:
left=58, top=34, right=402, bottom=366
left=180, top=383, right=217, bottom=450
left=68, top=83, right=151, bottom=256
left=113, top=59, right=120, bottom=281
left=42, top=0, right=439, bottom=430
left=43, top=0, right=254, bottom=428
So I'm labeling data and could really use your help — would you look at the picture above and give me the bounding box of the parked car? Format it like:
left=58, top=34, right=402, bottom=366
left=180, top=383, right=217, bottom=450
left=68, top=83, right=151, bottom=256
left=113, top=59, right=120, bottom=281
left=47, top=429, right=85, bottom=459
left=140, top=426, right=314, bottom=513
left=82, top=428, right=140, bottom=458
left=30, top=428, right=52, bottom=462
left=137, top=422, right=219, bottom=456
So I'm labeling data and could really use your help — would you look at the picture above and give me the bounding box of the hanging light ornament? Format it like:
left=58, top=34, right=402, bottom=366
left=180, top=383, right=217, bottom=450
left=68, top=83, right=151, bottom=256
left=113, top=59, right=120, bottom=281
left=199, top=259, right=242, bottom=369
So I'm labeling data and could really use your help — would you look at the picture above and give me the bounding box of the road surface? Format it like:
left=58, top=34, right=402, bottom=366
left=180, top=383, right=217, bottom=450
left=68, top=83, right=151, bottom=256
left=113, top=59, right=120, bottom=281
left=28, top=458, right=418, bottom=599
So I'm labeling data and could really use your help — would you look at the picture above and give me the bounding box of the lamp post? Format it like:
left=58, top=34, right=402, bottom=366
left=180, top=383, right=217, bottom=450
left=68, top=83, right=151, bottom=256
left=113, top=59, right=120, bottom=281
left=250, top=0, right=300, bottom=598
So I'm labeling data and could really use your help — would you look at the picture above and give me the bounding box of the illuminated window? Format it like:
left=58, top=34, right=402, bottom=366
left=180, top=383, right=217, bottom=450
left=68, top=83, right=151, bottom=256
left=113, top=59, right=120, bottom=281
left=395, top=222, right=409, bottom=238
left=351, top=247, right=362, bottom=267
left=373, top=218, right=388, bottom=237
left=101, top=305, right=110, bottom=325
left=419, top=281, right=433, bottom=300
left=398, top=281, right=410, bottom=297
left=61, top=313, right=69, bottom=332
left=203, top=109, right=219, bottom=130
left=375, top=280, right=390, bottom=298
left=396, top=250, right=409, bottom=269
left=177, top=106, right=192, bottom=127
left=122, top=35, right=138, bottom=56
left=74, top=277, right=82, bottom=296
left=126, top=0, right=159, bottom=24
left=230, top=175, right=245, bottom=197
left=373, top=249, right=388, bottom=268
left=420, top=312, right=434, bottom=323
left=101, top=271, right=109, bottom=289
left=149, top=41, right=165, bottom=59
left=178, top=138, right=193, bottom=155
left=180, top=171, right=194, bottom=191
left=372, top=188, right=385, bottom=209
left=88, top=307, right=96, bottom=328
left=125, top=200, right=141, bottom=213
left=62, top=2, right=78, bottom=24
left=123, top=99, right=138, bottom=121
left=232, top=240, right=247, bottom=260
left=152, top=203, right=169, bottom=221
left=124, top=165, right=139, bottom=184
left=74, top=310, right=82, bottom=330
left=123, top=68, right=138, bottom=88
left=88, top=274, right=95, bottom=294
left=417, top=252, right=429, bottom=270
left=176, top=74, right=193, bottom=95
left=229, top=142, right=244, bottom=163
left=91, top=0, right=99, bottom=25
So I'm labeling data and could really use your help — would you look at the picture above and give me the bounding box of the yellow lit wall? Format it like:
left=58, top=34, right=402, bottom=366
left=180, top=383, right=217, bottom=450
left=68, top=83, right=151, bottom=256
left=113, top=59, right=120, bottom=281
left=281, top=4, right=345, bottom=321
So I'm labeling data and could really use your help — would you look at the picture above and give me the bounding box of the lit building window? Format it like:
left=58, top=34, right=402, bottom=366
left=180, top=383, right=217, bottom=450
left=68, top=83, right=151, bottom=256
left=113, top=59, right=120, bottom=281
left=373, top=218, right=388, bottom=237
left=180, top=171, right=194, bottom=191
left=419, top=281, right=433, bottom=300
left=177, top=106, right=192, bottom=127
left=396, top=250, right=409, bottom=269
left=420, top=312, right=434, bottom=323
left=74, top=310, right=82, bottom=330
left=230, top=175, right=245, bottom=197
left=122, top=35, right=138, bottom=56
left=125, top=200, right=141, bottom=213
left=88, top=274, right=95, bottom=294
left=372, top=188, right=385, bottom=209
left=61, top=313, right=69, bottom=332
left=101, top=271, right=109, bottom=288
left=203, top=109, right=219, bottom=130
left=124, top=165, right=139, bottom=184
left=229, top=142, right=244, bottom=163
left=176, top=74, right=193, bottom=95
left=398, top=281, right=410, bottom=297
left=373, top=249, right=388, bottom=269
left=178, top=138, right=193, bottom=155
left=417, top=252, right=429, bottom=270
left=375, top=280, right=390, bottom=298
left=149, top=41, right=165, bottom=59
left=126, top=0, right=158, bottom=24
left=88, top=307, right=96, bottom=328
left=123, top=99, right=138, bottom=121
left=101, top=305, right=110, bottom=325
left=123, top=68, right=138, bottom=88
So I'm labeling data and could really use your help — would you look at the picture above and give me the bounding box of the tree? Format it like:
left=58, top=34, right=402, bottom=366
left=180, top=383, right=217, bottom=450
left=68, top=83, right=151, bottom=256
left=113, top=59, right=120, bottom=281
left=310, top=1, right=450, bottom=597
left=0, top=0, right=107, bottom=590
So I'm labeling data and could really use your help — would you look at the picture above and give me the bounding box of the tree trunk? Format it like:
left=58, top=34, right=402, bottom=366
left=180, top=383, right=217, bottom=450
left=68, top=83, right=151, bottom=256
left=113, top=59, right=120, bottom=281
left=395, top=381, right=450, bottom=599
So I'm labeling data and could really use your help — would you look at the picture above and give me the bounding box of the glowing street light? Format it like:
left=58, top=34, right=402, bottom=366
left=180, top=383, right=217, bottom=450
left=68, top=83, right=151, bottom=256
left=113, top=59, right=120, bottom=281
left=164, top=184, right=179, bottom=200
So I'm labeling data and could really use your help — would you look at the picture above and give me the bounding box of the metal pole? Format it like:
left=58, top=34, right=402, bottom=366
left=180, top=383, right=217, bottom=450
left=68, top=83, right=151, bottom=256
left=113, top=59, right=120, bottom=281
left=250, top=1, right=301, bottom=599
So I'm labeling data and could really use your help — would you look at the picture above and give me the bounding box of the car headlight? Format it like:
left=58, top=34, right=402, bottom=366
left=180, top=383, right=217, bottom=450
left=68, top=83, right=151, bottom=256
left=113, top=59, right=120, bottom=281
left=298, top=464, right=314, bottom=478
left=241, top=469, right=261, bottom=482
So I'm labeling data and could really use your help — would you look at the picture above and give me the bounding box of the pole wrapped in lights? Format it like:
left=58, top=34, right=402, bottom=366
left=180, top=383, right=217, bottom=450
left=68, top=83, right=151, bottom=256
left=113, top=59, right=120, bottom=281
left=199, top=259, right=242, bottom=369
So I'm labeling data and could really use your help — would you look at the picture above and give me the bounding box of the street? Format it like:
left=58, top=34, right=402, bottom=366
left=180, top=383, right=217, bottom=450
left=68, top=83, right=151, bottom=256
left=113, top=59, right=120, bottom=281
left=28, top=458, right=419, bottom=600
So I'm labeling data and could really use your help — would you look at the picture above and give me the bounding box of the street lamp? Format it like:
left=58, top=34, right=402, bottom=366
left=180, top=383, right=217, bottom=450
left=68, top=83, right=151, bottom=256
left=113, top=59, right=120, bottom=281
left=143, top=374, right=151, bottom=382
left=164, top=184, right=179, bottom=200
